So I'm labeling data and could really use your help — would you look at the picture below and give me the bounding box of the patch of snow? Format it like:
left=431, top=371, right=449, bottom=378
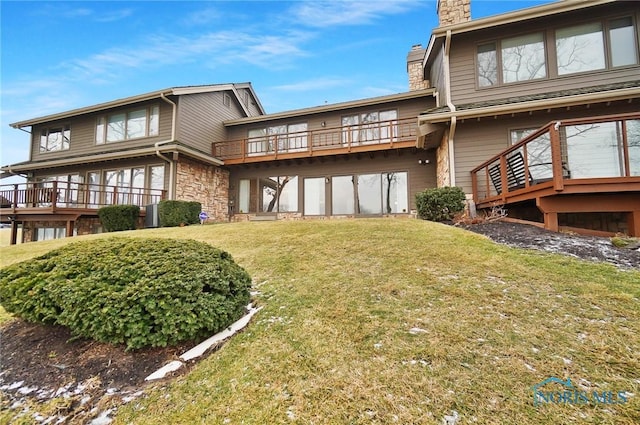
left=144, top=360, right=184, bottom=381
left=524, top=363, right=536, bottom=372
left=531, top=347, right=540, bottom=354
left=442, top=410, right=459, bottom=425
left=374, top=343, right=383, bottom=349
left=89, top=409, right=114, bottom=425
left=408, top=327, right=427, bottom=334
left=562, top=357, right=572, bottom=365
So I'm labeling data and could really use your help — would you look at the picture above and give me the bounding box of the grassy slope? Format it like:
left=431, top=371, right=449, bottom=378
left=1, top=219, right=638, bottom=424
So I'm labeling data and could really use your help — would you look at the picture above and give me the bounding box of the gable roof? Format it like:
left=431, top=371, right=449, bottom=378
left=9, top=83, right=265, bottom=129
left=224, top=88, right=436, bottom=126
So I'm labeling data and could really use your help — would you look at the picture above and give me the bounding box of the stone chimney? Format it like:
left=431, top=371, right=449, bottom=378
left=437, top=0, right=471, bottom=26
left=407, top=44, right=429, bottom=91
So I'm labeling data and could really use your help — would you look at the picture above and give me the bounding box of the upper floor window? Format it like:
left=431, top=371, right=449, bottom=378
left=342, top=109, right=398, bottom=144
left=96, top=105, right=159, bottom=144
left=40, top=125, right=70, bottom=152
left=247, top=123, right=308, bottom=155
left=477, top=16, right=638, bottom=87
left=556, top=22, right=605, bottom=75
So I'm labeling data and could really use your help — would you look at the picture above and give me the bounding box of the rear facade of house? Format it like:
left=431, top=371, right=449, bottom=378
left=2, top=0, right=639, bottom=243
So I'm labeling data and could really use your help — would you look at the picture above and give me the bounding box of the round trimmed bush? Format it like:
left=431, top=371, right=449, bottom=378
left=0, top=238, right=251, bottom=349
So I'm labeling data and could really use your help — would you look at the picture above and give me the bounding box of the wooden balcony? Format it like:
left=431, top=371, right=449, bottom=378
left=471, top=112, right=640, bottom=236
left=0, top=181, right=165, bottom=216
left=213, top=117, right=419, bottom=164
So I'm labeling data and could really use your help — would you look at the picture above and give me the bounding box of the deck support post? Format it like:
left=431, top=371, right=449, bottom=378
left=628, top=210, right=640, bottom=237
left=10, top=220, right=18, bottom=245
left=544, top=212, right=559, bottom=232
left=65, top=220, right=75, bottom=238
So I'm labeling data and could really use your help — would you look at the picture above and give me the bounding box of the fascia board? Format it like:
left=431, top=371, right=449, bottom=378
left=418, top=86, right=640, bottom=123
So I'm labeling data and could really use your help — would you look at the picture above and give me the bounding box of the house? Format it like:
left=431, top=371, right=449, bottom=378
left=0, top=84, right=265, bottom=243
left=2, top=0, right=639, bottom=243
left=418, top=0, right=640, bottom=236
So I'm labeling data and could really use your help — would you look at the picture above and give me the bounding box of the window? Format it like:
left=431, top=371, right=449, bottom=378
left=477, top=43, right=498, bottom=87
left=610, top=17, right=638, bottom=67
left=341, top=110, right=398, bottom=144
left=304, top=177, right=325, bottom=215
left=35, top=227, right=67, bottom=241
left=239, top=179, right=251, bottom=213
left=382, top=172, right=408, bottom=214
left=247, top=123, right=308, bottom=155
left=510, top=128, right=537, bottom=145
left=39, top=125, right=70, bottom=152
left=502, top=33, right=546, bottom=83
left=259, top=176, right=298, bottom=213
left=331, top=176, right=355, bottom=215
left=96, top=106, right=159, bottom=144
left=40, top=174, right=82, bottom=207
left=223, top=93, right=231, bottom=107
left=556, top=22, right=605, bottom=75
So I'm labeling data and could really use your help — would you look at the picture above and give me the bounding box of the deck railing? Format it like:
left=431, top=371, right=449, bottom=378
left=471, top=112, right=640, bottom=205
left=0, top=180, right=166, bottom=212
left=213, top=117, right=419, bottom=161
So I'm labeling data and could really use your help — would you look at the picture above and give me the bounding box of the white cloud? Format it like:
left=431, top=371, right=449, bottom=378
left=96, top=9, right=134, bottom=23
left=289, top=0, right=420, bottom=28
left=181, top=7, right=224, bottom=26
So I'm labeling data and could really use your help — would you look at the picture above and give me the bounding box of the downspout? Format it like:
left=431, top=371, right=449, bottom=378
left=443, top=29, right=457, bottom=186
left=156, top=93, right=177, bottom=200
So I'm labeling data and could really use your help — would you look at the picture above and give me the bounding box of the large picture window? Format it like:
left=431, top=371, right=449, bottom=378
left=39, top=125, right=70, bottom=153
left=247, top=123, right=308, bottom=155
left=96, top=105, right=159, bottom=144
left=341, top=110, right=398, bottom=145
left=556, top=23, right=605, bottom=75
left=260, top=176, right=298, bottom=213
left=501, top=33, right=546, bottom=83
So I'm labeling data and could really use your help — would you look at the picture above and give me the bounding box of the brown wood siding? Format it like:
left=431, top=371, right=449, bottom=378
left=449, top=2, right=640, bottom=105
left=430, top=47, right=447, bottom=106
left=225, top=97, right=435, bottom=141
left=228, top=149, right=436, bottom=213
left=30, top=100, right=173, bottom=163
left=453, top=102, right=639, bottom=193
left=177, top=91, right=249, bottom=151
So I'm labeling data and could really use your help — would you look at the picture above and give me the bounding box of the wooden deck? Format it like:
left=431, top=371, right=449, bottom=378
left=213, top=117, right=419, bottom=164
left=0, top=181, right=165, bottom=244
left=471, top=113, right=640, bottom=236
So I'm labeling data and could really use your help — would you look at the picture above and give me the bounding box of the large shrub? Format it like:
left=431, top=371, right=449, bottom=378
left=0, top=238, right=251, bottom=349
left=158, top=200, right=201, bottom=227
left=415, top=186, right=466, bottom=222
left=97, top=205, right=140, bottom=232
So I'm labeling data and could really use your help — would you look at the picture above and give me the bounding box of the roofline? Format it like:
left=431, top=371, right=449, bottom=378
left=9, top=83, right=262, bottom=129
left=432, top=0, right=615, bottom=37
left=223, top=88, right=436, bottom=126
left=418, top=85, right=640, bottom=123
left=0, top=143, right=223, bottom=173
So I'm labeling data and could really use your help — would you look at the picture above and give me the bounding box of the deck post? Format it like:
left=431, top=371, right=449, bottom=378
left=628, top=210, right=640, bottom=237
left=544, top=212, right=559, bottom=232
left=65, top=220, right=75, bottom=238
left=549, top=125, right=564, bottom=192
left=10, top=220, right=18, bottom=245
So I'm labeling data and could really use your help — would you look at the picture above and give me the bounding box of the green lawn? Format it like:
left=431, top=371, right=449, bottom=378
left=1, top=219, right=638, bottom=424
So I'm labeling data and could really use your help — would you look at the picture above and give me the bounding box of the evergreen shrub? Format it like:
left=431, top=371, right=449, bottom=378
left=0, top=238, right=251, bottom=349
left=97, top=205, right=140, bottom=232
left=158, top=200, right=202, bottom=227
left=415, top=186, right=466, bottom=222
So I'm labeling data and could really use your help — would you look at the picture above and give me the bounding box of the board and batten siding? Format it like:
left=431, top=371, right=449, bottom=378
left=449, top=2, right=640, bottom=106
left=30, top=99, right=173, bottom=163
left=429, top=47, right=447, bottom=107
left=229, top=149, right=436, bottom=213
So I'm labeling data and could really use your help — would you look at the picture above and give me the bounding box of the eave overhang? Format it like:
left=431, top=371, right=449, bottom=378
left=9, top=83, right=262, bottom=129
left=418, top=85, right=640, bottom=124
left=0, top=143, right=223, bottom=175
left=224, top=88, right=436, bottom=126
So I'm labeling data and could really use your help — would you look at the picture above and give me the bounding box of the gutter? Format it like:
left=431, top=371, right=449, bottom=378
left=156, top=93, right=178, bottom=200
left=444, top=29, right=457, bottom=187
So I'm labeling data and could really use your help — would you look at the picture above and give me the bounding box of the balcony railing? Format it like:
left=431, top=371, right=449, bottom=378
left=471, top=112, right=640, bottom=205
left=0, top=180, right=166, bottom=212
left=213, top=117, right=419, bottom=163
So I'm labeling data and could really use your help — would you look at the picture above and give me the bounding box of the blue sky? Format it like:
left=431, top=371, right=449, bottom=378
left=0, top=0, right=550, bottom=171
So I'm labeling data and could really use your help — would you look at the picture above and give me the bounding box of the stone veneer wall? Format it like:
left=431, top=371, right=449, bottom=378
left=437, top=0, right=471, bottom=26
left=436, top=132, right=451, bottom=187
left=408, top=61, right=429, bottom=92
left=175, top=157, right=229, bottom=221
